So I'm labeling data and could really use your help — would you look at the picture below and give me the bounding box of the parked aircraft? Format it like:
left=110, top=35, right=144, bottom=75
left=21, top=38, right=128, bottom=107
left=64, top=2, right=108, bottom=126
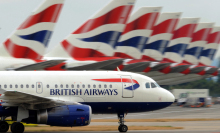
left=0, top=0, right=65, bottom=71
left=0, top=71, right=174, bottom=133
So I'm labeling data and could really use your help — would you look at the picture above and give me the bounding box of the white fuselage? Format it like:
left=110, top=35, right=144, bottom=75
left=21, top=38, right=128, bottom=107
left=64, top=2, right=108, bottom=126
left=0, top=71, right=174, bottom=113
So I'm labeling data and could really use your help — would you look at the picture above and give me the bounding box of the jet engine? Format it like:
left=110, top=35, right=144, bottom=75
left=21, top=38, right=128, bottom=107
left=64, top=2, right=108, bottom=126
left=23, top=105, right=92, bottom=127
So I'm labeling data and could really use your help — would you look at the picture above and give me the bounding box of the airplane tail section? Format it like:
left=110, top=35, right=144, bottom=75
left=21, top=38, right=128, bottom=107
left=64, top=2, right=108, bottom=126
left=183, top=23, right=214, bottom=65
left=46, top=0, right=135, bottom=60
left=199, top=27, right=220, bottom=66
left=114, top=7, right=162, bottom=59
left=163, top=18, right=199, bottom=63
left=142, top=12, right=181, bottom=61
left=1, top=0, right=64, bottom=60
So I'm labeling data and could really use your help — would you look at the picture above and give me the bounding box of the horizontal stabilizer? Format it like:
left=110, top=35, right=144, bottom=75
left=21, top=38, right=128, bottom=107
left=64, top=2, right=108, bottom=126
left=9, top=60, right=65, bottom=71
left=67, top=59, right=124, bottom=70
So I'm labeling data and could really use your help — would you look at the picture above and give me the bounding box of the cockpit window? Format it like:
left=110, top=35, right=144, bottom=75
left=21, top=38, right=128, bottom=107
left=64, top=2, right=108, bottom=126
left=151, top=82, right=157, bottom=88
left=154, top=82, right=160, bottom=88
left=145, top=83, right=150, bottom=88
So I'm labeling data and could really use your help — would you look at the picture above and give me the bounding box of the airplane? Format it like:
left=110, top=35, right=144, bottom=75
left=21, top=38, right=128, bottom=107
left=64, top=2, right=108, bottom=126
left=157, top=23, right=215, bottom=85
left=0, top=71, right=174, bottom=133
left=0, top=0, right=65, bottom=71
left=45, top=0, right=136, bottom=70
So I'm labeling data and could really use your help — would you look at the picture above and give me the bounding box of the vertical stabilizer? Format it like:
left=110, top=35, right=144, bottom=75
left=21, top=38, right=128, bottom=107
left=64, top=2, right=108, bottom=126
left=46, top=0, right=136, bottom=60
left=199, top=26, right=220, bottom=66
left=142, top=12, right=181, bottom=61
left=163, top=18, right=199, bottom=63
left=0, top=0, right=64, bottom=60
left=183, top=23, right=214, bottom=65
left=114, top=7, right=161, bottom=59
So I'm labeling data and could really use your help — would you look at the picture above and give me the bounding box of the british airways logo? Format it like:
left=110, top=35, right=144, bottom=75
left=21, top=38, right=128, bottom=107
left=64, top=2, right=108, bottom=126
left=92, top=78, right=140, bottom=90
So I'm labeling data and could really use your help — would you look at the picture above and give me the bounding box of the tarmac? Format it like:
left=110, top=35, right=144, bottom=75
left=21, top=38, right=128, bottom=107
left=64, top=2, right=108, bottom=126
left=27, top=105, right=220, bottom=133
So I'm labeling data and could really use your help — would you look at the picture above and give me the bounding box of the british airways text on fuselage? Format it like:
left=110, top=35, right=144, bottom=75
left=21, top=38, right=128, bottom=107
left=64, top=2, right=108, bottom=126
left=50, top=89, right=118, bottom=96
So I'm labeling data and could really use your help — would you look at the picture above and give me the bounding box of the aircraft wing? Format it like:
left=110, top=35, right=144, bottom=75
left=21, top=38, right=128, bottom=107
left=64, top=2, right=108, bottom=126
left=0, top=89, right=79, bottom=110
left=67, top=59, right=124, bottom=70
left=9, top=60, right=65, bottom=71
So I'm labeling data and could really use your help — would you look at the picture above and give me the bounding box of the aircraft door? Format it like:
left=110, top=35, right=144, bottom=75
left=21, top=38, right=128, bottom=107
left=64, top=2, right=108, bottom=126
left=121, top=76, right=133, bottom=98
left=36, top=82, right=43, bottom=94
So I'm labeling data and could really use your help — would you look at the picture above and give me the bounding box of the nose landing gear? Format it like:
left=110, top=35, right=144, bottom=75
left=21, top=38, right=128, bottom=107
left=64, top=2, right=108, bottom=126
left=118, top=113, right=128, bottom=132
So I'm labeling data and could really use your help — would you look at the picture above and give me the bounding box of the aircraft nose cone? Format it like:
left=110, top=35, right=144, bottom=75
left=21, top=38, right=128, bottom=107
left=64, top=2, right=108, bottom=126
left=166, top=89, right=175, bottom=103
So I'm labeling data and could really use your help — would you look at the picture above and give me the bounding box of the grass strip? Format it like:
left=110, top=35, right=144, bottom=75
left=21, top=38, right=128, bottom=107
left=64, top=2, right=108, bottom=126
left=91, top=118, right=220, bottom=122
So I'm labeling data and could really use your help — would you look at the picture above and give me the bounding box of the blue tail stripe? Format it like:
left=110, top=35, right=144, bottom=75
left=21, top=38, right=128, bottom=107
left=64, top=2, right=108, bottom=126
left=18, top=30, right=53, bottom=47
left=185, top=47, right=204, bottom=59
left=116, top=36, right=148, bottom=50
left=201, top=49, right=217, bottom=60
left=143, top=40, right=169, bottom=54
left=78, top=31, right=121, bottom=48
left=165, top=43, right=188, bottom=57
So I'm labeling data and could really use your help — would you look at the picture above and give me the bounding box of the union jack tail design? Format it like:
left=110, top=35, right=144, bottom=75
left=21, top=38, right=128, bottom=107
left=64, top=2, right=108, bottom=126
left=142, top=12, right=181, bottom=61
left=114, top=7, right=161, bottom=59
left=163, top=18, right=199, bottom=63
left=199, top=27, right=220, bottom=66
left=46, top=0, right=136, bottom=60
left=183, top=23, right=214, bottom=65
left=1, top=0, right=64, bottom=60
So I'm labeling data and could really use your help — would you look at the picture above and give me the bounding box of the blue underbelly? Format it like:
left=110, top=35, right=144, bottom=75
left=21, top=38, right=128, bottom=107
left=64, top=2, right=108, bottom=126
left=81, top=102, right=173, bottom=114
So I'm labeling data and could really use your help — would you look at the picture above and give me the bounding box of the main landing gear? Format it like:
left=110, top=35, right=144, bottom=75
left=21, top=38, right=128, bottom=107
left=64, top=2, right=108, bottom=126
left=0, top=116, right=24, bottom=133
left=118, top=113, right=128, bottom=132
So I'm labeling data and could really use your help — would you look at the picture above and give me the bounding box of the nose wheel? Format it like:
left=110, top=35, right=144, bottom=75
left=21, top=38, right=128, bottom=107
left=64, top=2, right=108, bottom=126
left=118, top=113, right=128, bottom=132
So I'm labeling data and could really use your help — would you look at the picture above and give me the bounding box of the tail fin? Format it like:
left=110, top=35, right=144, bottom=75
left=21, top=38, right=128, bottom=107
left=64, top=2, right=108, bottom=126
left=46, top=0, right=135, bottom=60
left=1, top=0, right=64, bottom=60
left=114, top=7, right=161, bottom=59
left=142, top=12, right=181, bottom=61
left=199, top=27, right=220, bottom=66
left=183, top=23, right=214, bottom=65
left=163, top=18, right=199, bottom=63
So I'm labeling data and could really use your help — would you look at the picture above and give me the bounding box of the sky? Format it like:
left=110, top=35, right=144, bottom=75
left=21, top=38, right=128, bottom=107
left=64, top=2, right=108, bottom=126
left=0, top=0, right=220, bottom=58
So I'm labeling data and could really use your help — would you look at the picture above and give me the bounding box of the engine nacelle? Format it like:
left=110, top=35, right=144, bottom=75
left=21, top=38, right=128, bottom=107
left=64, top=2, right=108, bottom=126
left=37, top=105, right=91, bottom=126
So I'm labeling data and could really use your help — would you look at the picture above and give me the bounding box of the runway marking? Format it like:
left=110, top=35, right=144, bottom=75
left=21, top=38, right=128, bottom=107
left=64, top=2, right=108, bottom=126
left=92, top=107, right=220, bottom=119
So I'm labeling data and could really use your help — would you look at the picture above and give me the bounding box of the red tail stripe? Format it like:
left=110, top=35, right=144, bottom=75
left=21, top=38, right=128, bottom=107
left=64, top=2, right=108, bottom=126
left=191, top=28, right=212, bottom=42
left=18, top=4, right=63, bottom=30
left=4, top=39, right=42, bottom=59
left=122, top=12, right=159, bottom=35
left=73, top=5, right=133, bottom=34
left=151, top=19, right=179, bottom=36
left=207, top=31, right=220, bottom=44
left=172, top=24, right=197, bottom=39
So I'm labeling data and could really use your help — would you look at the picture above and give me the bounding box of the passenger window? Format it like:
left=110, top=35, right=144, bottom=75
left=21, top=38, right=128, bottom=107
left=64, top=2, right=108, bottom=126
left=88, top=84, right=90, bottom=88
left=21, top=84, right=23, bottom=88
left=71, top=84, right=74, bottom=88
left=26, top=84, right=29, bottom=88
left=110, top=84, right=112, bottom=88
left=60, top=84, right=63, bottom=88
left=99, top=84, right=101, bottom=88
left=77, top=84, right=80, bottom=88
left=38, top=84, right=41, bottom=88
left=82, top=84, right=85, bottom=88
left=15, top=85, right=18, bottom=88
left=104, top=84, right=107, bottom=88
left=32, top=84, right=34, bottom=88
left=55, top=84, right=58, bottom=88
left=10, top=84, right=12, bottom=88
left=93, top=84, right=96, bottom=88
left=66, top=84, right=68, bottom=88
left=151, top=83, right=157, bottom=88
left=4, top=85, right=7, bottom=88
left=47, top=84, right=49, bottom=88
left=145, top=83, right=150, bottom=88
